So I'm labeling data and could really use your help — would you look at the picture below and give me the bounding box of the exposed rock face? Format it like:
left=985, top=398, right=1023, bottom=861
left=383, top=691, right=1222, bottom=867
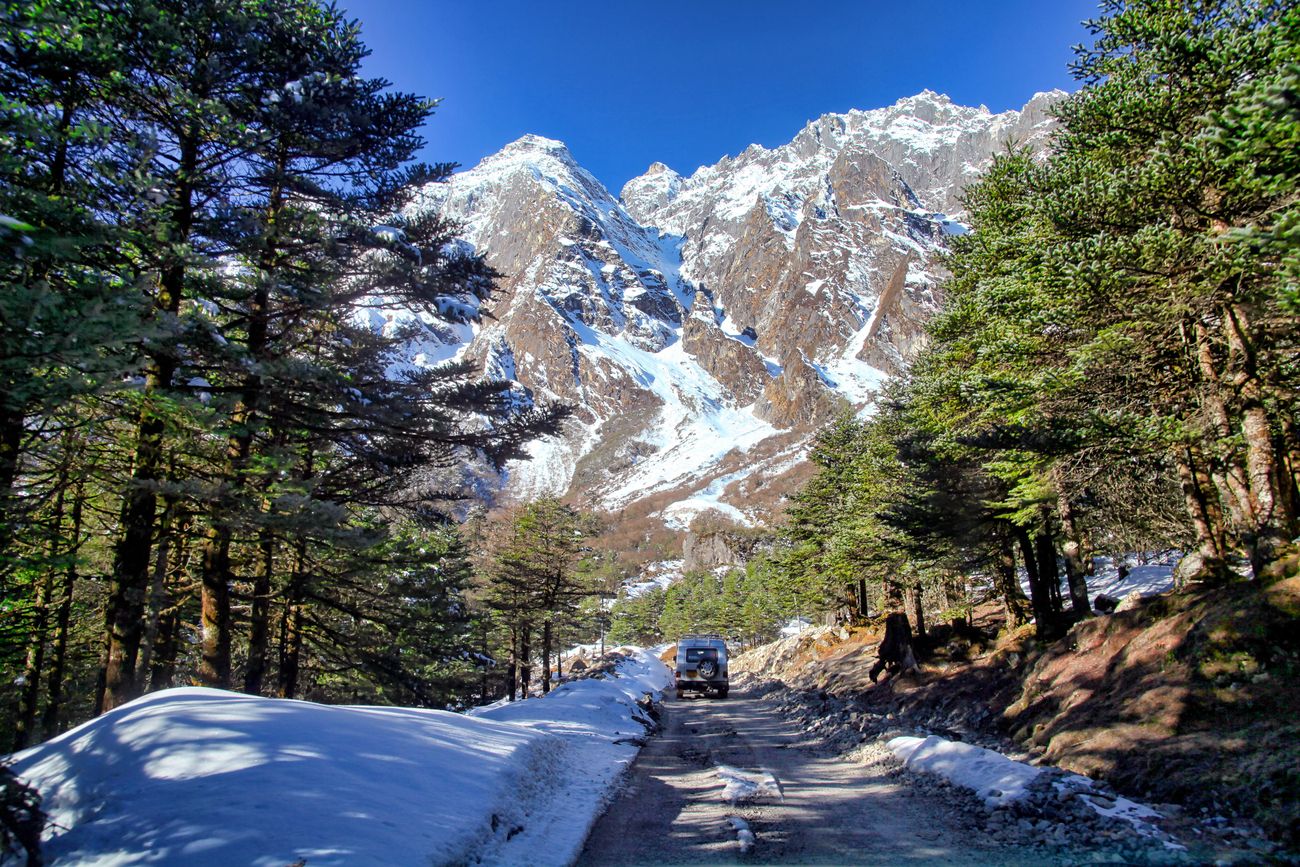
left=682, top=526, right=769, bottom=572
left=681, top=290, right=769, bottom=406
left=401, top=91, right=1064, bottom=527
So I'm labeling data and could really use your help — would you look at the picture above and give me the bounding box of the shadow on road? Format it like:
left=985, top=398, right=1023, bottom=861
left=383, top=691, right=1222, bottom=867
left=577, top=685, right=1048, bottom=866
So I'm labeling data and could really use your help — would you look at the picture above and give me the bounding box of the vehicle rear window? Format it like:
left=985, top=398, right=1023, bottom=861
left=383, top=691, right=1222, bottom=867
left=684, top=648, right=717, bottom=663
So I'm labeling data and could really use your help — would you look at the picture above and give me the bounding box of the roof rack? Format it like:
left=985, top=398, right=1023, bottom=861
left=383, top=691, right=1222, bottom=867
left=679, top=633, right=725, bottom=641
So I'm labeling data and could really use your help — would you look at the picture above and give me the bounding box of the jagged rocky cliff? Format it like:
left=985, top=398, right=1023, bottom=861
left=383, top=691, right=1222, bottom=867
left=399, top=90, right=1062, bottom=528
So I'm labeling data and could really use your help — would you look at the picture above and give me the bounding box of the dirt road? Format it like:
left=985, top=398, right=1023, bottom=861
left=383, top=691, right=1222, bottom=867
left=576, top=684, right=1051, bottom=866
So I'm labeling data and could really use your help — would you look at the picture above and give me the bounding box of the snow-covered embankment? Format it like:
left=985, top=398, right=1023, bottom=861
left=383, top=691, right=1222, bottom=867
left=7, top=648, right=671, bottom=866
left=888, top=735, right=1183, bottom=851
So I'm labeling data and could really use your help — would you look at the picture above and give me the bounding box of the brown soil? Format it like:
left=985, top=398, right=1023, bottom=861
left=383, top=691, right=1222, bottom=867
left=735, top=577, right=1300, bottom=850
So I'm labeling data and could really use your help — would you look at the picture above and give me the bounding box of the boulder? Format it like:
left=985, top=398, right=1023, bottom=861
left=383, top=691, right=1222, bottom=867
left=1114, top=590, right=1145, bottom=613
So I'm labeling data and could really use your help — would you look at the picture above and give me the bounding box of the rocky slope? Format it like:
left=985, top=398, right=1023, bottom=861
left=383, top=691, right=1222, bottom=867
left=401, top=91, right=1062, bottom=528
left=730, top=577, right=1300, bottom=858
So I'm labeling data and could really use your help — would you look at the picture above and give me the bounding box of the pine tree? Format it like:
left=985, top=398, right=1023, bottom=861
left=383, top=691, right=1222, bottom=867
left=1045, top=0, right=1300, bottom=576
left=484, top=498, right=596, bottom=697
left=0, top=0, right=570, bottom=737
left=0, top=0, right=144, bottom=572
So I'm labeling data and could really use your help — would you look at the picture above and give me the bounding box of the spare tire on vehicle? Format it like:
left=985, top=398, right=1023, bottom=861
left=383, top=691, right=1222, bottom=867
left=698, top=658, right=718, bottom=679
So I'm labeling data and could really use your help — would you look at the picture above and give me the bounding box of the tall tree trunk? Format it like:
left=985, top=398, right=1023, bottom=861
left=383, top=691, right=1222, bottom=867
left=244, top=527, right=275, bottom=695
left=44, top=590, right=76, bottom=736
left=43, top=481, right=84, bottom=736
left=148, top=609, right=180, bottom=692
left=276, top=600, right=304, bottom=700
left=540, top=619, right=552, bottom=696
left=13, top=549, right=56, bottom=750
left=198, top=523, right=233, bottom=688
left=101, top=134, right=199, bottom=712
left=276, top=541, right=308, bottom=700
left=102, top=404, right=169, bottom=710
left=136, top=495, right=177, bottom=687
left=479, top=624, right=490, bottom=705
left=1175, top=445, right=1228, bottom=582
left=1014, top=524, right=1056, bottom=637
left=1035, top=522, right=1063, bottom=616
left=147, top=508, right=191, bottom=691
left=1225, top=305, right=1290, bottom=575
left=518, top=623, right=532, bottom=698
left=1194, top=321, right=1256, bottom=536
left=909, top=584, right=926, bottom=639
left=996, top=532, right=1031, bottom=629
left=506, top=623, right=517, bottom=703
left=1052, top=476, right=1092, bottom=617
left=1240, top=403, right=1285, bottom=573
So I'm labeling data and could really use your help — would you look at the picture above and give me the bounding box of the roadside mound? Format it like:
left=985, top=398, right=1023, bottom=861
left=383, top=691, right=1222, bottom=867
left=734, top=578, right=1300, bottom=849
left=6, top=687, right=561, bottom=866
left=7, top=648, right=674, bottom=866
left=1013, top=577, right=1300, bottom=846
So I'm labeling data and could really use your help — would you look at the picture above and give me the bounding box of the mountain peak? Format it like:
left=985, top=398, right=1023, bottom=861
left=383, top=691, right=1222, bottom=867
left=498, top=133, right=573, bottom=158
left=469, top=134, right=588, bottom=186
left=899, top=88, right=952, bottom=105
left=645, top=161, right=679, bottom=177
left=1030, top=88, right=1070, bottom=102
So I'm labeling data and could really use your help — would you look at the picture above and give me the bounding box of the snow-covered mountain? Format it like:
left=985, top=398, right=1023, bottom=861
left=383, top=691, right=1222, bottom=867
left=402, top=90, right=1062, bottom=529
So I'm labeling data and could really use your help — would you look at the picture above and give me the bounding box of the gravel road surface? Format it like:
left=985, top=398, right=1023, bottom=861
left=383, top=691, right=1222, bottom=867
left=576, top=684, right=1053, bottom=866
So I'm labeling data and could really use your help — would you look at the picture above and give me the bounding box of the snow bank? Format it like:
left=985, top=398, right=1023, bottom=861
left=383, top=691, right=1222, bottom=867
left=887, top=734, right=1174, bottom=843
left=8, top=688, right=558, bottom=866
left=468, top=647, right=672, bottom=865
left=888, top=735, right=1042, bottom=808
left=8, top=648, right=672, bottom=867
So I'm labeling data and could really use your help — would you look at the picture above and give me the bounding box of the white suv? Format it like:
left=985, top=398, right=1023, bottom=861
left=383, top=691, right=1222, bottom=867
left=674, top=634, right=729, bottom=699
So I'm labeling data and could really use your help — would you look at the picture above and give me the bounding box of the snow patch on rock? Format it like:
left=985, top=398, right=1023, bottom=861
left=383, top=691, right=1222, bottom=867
left=715, top=765, right=784, bottom=805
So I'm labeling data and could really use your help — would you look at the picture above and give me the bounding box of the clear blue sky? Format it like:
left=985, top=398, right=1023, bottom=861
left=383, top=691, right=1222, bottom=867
left=338, top=0, right=1101, bottom=193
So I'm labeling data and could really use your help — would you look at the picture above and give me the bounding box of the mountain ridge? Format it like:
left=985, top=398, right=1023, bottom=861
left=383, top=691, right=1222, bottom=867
left=398, top=89, right=1064, bottom=532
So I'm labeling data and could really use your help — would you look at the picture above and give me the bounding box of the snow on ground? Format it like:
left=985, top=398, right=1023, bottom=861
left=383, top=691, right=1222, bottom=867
left=725, top=816, right=756, bottom=853
left=8, top=650, right=672, bottom=867
left=1018, top=552, right=1179, bottom=607
left=467, top=647, right=673, bottom=865
left=622, top=560, right=684, bottom=598
left=779, top=617, right=814, bottom=636
left=887, top=734, right=1177, bottom=845
left=1088, top=552, right=1180, bottom=599
left=888, top=735, right=1042, bottom=808
left=714, top=765, right=784, bottom=805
